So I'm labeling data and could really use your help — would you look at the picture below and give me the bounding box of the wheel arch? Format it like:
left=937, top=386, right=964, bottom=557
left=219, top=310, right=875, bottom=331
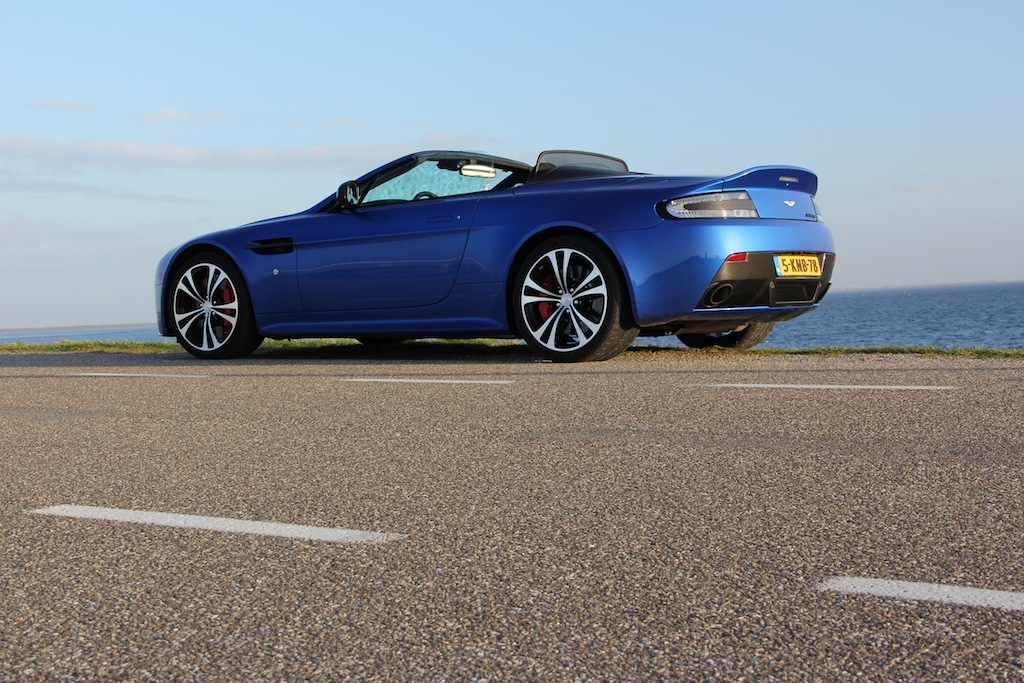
left=160, top=243, right=247, bottom=334
left=504, top=226, right=637, bottom=335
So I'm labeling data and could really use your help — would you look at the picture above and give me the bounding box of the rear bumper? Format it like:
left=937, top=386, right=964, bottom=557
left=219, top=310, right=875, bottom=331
left=693, top=252, right=834, bottom=309
left=604, top=218, right=835, bottom=328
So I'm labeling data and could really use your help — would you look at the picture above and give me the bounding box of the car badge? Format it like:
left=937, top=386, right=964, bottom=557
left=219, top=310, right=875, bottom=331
left=783, top=200, right=796, bottom=207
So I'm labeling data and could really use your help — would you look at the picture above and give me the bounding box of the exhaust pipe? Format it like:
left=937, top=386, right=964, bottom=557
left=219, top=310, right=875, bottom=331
left=705, top=283, right=734, bottom=307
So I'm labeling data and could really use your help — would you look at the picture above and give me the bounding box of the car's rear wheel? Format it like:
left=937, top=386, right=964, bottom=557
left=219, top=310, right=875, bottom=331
left=169, top=253, right=263, bottom=359
left=676, top=322, right=775, bottom=350
left=513, top=236, right=637, bottom=362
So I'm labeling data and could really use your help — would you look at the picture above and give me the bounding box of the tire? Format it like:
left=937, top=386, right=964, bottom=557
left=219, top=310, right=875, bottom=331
left=168, top=253, right=263, bottom=359
left=676, top=322, right=775, bottom=350
left=513, top=236, right=638, bottom=362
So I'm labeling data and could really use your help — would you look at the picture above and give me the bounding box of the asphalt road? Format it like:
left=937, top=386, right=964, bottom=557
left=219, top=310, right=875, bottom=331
left=2, top=344, right=1023, bottom=681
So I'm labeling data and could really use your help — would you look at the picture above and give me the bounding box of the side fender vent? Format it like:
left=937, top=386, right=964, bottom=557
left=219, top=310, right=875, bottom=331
left=246, top=238, right=294, bottom=255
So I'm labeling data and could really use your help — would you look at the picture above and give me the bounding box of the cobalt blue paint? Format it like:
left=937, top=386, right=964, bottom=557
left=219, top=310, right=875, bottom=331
left=152, top=150, right=835, bottom=361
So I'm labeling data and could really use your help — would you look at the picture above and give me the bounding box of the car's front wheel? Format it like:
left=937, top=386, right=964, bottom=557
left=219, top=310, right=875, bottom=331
left=169, top=253, right=263, bottom=359
left=513, top=236, right=637, bottom=362
left=676, top=322, right=775, bottom=350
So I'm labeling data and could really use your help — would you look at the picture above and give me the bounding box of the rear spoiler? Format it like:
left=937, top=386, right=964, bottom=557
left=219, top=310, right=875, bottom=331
left=721, top=166, right=818, bottom=196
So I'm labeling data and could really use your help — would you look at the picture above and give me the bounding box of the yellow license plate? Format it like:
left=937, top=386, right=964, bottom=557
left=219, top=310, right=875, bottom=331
left=774, top=254, right=822, bottom=277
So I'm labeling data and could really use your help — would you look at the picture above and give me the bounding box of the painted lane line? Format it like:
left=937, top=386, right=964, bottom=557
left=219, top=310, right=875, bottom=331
left=339, top=378, right=513, bottom=385
left=709, top=383, right=959, bottom=391
left=818, top=576, right=1024, bottom=612
left=32, top=505, right=404, bottom=544
left=72, top=372, right=210, bottom=379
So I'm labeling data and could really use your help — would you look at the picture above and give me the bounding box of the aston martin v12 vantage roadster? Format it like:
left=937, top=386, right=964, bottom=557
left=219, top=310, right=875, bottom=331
left=156, top=150, right=834, bottom=361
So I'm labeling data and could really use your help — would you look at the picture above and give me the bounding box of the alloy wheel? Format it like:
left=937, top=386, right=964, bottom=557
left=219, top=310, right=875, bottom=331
left=519, top=247, right=609, bottom=353
left=173, top=262, right=239, bottom=353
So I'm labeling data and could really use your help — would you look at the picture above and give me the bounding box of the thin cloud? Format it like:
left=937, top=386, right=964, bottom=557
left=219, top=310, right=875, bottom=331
left=141, top=108, right=233, bottom=124
left=0, top=134, right=407, bottom=173
left=324, top=117, right=373, bottom=126
left=0, top=170, right=213, bottom=204
left=28, top=98, right=95, bottom=113
left=0, top=211, right=219, bottom=251
left=323, top=116, right=403, bottom=126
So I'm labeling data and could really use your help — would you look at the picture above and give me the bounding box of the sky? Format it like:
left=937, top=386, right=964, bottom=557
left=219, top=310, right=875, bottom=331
left=1, top=0, right=1022, bottom=329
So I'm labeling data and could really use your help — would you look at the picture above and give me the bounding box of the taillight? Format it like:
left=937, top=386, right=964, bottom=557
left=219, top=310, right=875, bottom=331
left=661, top=191, right=760, bottom=219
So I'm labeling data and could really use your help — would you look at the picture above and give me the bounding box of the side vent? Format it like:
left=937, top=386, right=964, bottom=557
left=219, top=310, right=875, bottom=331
left=246, top=237, right=294, bottom=255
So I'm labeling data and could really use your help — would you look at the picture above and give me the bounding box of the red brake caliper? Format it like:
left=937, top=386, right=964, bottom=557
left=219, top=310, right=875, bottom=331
left=221, top=282, right=235, bottom=332
left=538, top=273, right=555, bottom=321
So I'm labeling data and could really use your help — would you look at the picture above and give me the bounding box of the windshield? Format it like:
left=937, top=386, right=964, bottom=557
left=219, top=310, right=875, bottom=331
left=362, top=155, right=516, bottom=204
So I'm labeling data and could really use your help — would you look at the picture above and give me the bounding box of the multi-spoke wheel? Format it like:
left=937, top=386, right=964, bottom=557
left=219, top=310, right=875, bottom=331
left=513, top=236, right=637, bottom=362
left=676, top=321, right=775, bottom=350
left=169, top=253, right=263, bottom=359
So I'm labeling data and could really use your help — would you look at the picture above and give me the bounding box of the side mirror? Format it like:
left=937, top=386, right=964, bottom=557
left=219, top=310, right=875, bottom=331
left=336, top=180, right=361, bottom=209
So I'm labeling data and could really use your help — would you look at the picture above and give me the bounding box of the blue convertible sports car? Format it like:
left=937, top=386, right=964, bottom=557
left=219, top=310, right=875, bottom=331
left=156, top=150, right=835, bottom=361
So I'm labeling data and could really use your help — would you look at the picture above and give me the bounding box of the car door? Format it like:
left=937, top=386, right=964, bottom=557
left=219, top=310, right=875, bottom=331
left=295, top=193, right=481, bottom=312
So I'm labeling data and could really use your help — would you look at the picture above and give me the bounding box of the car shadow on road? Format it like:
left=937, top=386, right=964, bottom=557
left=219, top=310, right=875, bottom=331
left=0, top=340, right=552, bottom=369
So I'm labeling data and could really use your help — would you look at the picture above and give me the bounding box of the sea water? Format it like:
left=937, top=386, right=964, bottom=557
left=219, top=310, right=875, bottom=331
left=2, top=282, right=1022, bottom=350
left=759, top=281, right=1024, bottom=349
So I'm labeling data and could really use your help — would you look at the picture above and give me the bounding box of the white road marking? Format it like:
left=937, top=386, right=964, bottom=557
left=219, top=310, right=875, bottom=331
left=818, top=576, right=1024, bottom=612
left=339, top=378, right=513, bottom=385
left=709, top=383, right=958, bottom=391
left=31, top=505, right=404, bottom=544
left=72, top=372, right=209, bottom=378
